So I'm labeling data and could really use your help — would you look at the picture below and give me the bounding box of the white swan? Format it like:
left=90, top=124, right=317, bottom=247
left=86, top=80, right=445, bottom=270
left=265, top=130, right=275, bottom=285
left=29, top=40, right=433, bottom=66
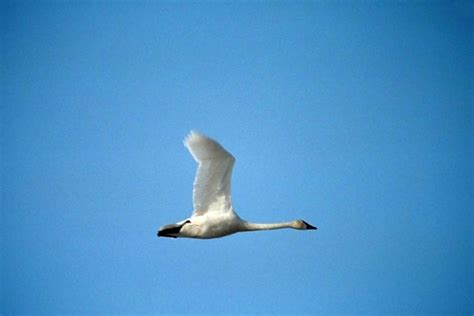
left=157, top=131, right=317, bottom=239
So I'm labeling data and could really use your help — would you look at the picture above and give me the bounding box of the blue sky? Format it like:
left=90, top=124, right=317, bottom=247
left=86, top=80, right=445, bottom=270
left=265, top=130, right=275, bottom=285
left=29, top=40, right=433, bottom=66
left=2, top=1, right=472, bottom=315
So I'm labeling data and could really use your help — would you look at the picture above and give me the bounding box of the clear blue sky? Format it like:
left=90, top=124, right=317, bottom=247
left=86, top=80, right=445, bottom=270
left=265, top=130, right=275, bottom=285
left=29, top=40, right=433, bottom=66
left=2, top=1, right=472, bottom=315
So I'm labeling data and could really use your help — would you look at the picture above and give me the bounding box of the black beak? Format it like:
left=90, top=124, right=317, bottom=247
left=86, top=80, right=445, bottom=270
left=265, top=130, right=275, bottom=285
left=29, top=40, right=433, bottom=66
left=303, top=221, right=318, bottom=230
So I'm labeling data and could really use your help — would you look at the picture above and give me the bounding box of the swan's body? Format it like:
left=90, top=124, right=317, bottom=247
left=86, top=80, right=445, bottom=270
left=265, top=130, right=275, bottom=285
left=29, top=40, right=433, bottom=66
left=157, top=131, right=317, bottom=239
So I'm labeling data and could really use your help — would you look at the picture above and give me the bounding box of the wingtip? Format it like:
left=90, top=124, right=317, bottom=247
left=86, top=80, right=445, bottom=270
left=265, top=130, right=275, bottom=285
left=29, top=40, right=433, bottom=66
left=184, top=130, right=205, bottom=146
left=183, top=130, right=196, bottom=147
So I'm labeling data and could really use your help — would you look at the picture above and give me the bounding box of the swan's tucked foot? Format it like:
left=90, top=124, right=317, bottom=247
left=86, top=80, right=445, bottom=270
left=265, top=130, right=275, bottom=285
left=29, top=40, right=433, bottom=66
left=157, top=220, right=190, bottom=238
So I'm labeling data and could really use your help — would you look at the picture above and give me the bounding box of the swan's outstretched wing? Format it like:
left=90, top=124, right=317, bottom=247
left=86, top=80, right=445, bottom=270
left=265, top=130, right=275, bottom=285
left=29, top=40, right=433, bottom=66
left=184, top=131, right=235, bottom=217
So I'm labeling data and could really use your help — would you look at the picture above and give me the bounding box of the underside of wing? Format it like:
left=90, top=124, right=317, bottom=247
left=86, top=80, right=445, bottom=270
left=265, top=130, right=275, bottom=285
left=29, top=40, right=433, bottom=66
left=184, top=131, right=235, bottom=217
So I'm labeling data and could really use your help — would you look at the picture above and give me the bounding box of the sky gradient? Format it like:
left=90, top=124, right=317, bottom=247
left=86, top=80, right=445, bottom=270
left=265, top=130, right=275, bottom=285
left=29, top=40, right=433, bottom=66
left=2, top=2, right=473, bottom=315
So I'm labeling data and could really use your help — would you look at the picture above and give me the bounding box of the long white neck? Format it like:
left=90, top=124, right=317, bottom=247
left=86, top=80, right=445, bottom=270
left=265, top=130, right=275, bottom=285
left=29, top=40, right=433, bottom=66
left=241, top=221, right=296, bottom=231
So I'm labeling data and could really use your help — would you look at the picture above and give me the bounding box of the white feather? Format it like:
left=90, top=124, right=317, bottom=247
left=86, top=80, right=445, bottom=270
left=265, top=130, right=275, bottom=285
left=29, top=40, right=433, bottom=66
left=184, top=131, right=235, bottom=217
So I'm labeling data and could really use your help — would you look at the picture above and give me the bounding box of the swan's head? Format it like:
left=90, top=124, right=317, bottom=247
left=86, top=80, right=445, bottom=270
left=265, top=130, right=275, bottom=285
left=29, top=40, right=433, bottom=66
left=295, top=220, right=317, bottom=230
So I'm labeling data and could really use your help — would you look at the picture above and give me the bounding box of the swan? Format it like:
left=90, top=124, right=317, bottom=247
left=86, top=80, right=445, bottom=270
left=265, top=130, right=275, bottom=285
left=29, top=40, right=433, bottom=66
left=157, top=131, right=317, bottom=239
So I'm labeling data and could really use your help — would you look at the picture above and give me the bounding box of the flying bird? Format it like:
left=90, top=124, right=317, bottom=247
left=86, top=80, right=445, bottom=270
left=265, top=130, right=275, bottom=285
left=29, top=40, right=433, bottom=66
left=157, top=131, right=317, bottom=239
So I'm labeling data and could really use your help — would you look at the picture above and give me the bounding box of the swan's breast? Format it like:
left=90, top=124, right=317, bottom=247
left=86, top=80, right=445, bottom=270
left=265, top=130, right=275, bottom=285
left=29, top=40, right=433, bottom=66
left=187, top=213, right=242, bottom=239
